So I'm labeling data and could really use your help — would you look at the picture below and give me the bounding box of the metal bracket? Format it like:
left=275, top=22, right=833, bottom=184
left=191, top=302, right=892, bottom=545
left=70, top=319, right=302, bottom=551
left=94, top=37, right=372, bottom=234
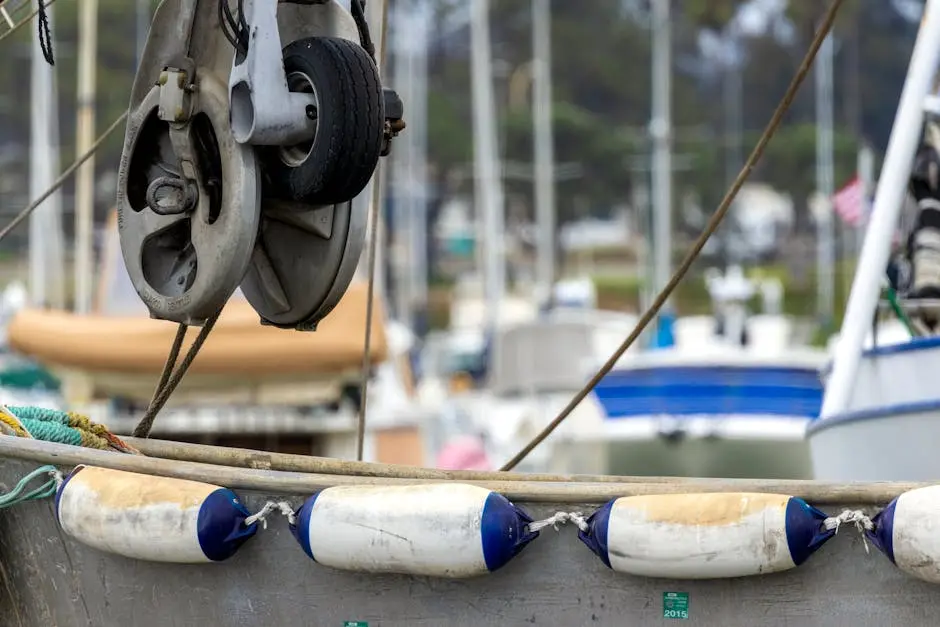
left=157, top=67, right=195, bottom=124
left=381, top=87, right=405, bottom=157
left=228, top=0, right=318, bottom=145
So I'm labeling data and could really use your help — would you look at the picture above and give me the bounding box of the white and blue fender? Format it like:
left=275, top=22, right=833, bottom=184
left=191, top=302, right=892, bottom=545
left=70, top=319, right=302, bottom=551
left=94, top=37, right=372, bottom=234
left=868, top=485, right=940, bottom=583
left=578, top=493, right=833, bottom=579
left=289, top=483, right=537, bottom=578
left=55, top=465, right=257, bottom=563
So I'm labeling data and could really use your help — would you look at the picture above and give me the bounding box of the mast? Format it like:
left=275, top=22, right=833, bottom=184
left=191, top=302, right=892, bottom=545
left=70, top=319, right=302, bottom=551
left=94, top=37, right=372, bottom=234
left=821, top=0, right=940, bottom=419
left=392, top=3, right=429, bottom=332
left=470, top=0, right=505, bottom=328
left=29, top=2, right=65, bottom=309
left=74, top=0, right=99, bottom=314
left=650, top=0, right=672, bottom=307
left=532, top=0, right=555, bottom=301
left=815, top=28, right=835, bottom=324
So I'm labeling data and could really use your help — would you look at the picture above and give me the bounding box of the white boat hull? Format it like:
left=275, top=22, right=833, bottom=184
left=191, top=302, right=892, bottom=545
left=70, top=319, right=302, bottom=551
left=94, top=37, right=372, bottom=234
left=810, top=337, right=940, bottom=481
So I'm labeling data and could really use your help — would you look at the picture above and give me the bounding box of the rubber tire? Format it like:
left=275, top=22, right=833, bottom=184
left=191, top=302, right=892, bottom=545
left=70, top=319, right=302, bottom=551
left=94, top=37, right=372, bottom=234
left=262, top=37, right=384, bottom=206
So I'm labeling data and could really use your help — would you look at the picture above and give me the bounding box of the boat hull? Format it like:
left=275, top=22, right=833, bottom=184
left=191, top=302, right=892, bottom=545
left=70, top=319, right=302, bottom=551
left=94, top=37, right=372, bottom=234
left=0, top=444, right=931, bottom=627
left=811, top=337, right=940, bottom=481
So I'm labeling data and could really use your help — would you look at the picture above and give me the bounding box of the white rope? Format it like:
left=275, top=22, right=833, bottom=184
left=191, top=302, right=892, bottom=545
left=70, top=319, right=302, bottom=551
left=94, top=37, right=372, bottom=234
left=245, top=501, right=297, bottom=529
left=823, top=509, right=874, bottom=554
left=49, top=468, right=64, bottom=490
left=527, top=511, right=589, bottom=533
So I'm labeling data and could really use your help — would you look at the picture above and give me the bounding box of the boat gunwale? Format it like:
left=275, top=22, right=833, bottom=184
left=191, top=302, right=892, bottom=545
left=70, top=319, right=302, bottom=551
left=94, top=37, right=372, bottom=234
left=0, top=435, right=923, bottom=505
left=806, top=397, right=940, bottom=436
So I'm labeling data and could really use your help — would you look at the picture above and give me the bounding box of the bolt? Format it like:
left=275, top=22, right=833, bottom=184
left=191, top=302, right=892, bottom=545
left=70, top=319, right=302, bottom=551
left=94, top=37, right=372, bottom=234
left=306, top=105, right=317, bottom=120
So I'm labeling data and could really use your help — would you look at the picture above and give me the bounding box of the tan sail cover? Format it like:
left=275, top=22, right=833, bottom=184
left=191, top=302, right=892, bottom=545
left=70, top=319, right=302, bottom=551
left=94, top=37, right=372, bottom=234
left=8, top=210, right=387, bottom=376
left=8, top=283, right=387, bottom=375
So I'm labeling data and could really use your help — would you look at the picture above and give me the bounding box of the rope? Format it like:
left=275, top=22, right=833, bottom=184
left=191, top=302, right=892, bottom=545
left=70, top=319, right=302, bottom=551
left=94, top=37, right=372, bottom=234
left=244, top=500, right=297, bottom=528
left=0, top=0, right=56, bottom=47
left=356, top=0, right=390, bottom=462
left=882, top=280, right=918, bottom=337
left=499, top=0, right=847, bottom=472
left=2, top=405, right=142, bottom=454
left=35, top=0, right=53, bottom=64
left=823, top=509, right=874, bottom=554
left=148, top=322, right=188, bottom=413
left=133, top=312, right=221, bottom=438
left=0, top=464, right=62, bottom=509
left=0, top=112, right=128, bottom=244
left=527, top=511, right=589, bottom=534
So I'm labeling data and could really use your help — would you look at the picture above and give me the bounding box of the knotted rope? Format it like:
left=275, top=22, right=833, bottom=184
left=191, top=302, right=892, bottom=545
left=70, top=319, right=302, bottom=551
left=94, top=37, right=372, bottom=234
left=527, top=511, right=589, bottom=534
left=823, top=509, right=874, bottom=554
left=245, top=501, right=297, bottom=528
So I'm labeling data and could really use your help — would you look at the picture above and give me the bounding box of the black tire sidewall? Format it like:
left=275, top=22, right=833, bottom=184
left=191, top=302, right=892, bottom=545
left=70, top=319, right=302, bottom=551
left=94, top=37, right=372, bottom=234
left=261, top=37, right=383, bottom=206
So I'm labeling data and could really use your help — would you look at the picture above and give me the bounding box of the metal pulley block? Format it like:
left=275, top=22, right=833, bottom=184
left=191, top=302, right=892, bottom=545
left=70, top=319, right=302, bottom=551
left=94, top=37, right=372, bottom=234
left=116, top=0, right=402, bottom=330
left=116, top=0, right=260, bottom=326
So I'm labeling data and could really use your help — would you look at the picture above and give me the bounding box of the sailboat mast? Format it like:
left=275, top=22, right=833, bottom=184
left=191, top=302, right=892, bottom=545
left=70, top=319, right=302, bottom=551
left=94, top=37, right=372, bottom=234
left=470, top=0, right=505, bottom=328
left=29, top=2, right=65, bottom=310
left=815, top=29, right=835, bottom=323
left=650, top=0, right=672, bottom=303
left=532, top=0, right=555, bottom=300
left=74, top=0, right=99, bottom=314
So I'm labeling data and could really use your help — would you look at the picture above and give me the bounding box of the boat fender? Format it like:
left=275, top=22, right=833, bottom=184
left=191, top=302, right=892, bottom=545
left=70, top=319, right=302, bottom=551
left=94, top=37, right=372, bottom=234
left=289, top=483, right=537, bottom=578
left=56, top=465, right=257, bottom=563
left=578, top=493, right=834, bottom=579
left=867, top=485, right=940, bottom=583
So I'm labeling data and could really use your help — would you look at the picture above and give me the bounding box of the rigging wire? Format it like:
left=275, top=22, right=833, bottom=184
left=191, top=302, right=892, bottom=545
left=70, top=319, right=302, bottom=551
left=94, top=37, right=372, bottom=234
left=0, top=112, right=128, bottom=244
left=356, top=0, right=389, bottom=462
left=499, top=0, right=847, bottom=472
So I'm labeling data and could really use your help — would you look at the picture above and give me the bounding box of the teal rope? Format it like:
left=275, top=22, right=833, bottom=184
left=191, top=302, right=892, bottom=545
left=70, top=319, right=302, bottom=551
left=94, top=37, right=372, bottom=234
left=6, top=406, right=82, bottom=446
left=19, top=419, right=82, bottom=446
left=8, top=406, right=70, bottom=425
left=0, top=465, right=61, bottom=509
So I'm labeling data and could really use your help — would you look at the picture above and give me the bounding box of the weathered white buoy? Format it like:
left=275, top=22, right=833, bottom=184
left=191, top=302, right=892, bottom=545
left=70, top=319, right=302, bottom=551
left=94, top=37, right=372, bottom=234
left=578, top=493, right=833, bottom=579
left=56, top=465, right=257, bottom=563
left=868, top=485, right=940, bottom=583
left=290, top=483, right=537, bottom=578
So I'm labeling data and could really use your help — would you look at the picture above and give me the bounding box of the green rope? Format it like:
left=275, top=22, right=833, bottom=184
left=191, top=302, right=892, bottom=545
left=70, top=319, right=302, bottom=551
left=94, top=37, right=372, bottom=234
left=0, top=465, right=61, bottom=510
left=883, top=281, right=918, bottom=338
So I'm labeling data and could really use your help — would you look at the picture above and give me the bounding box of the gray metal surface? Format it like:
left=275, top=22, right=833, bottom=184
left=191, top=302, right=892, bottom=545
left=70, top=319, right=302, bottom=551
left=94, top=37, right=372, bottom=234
left=0, top=457, right=936, bottom=627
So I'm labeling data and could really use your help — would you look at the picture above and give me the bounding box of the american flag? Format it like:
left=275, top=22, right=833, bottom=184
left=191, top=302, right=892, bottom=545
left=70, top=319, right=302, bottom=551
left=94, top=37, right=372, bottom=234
left=832, top=175, right=869, bottom=227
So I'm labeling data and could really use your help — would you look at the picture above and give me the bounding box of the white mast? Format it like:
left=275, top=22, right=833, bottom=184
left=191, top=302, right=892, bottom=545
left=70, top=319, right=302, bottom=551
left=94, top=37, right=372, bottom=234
left=74, top=0, right=99, bottom=314
left=470, top=0, right=505, bottom=328
left=815, top=29, right=835, bottom=323
left=821, top=0, right=940, bottom=420
left=29, top=3, right=65, bottom=309
left=532, top=0, right=555, bottom=300
left=650, top=0, right=672, bottom=304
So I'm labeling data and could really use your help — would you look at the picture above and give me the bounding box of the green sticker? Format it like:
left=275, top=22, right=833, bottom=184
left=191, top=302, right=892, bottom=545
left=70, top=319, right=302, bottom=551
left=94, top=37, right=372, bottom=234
left=663, top=592, right=689, bottom=620
left=344, top=623, right=368, bottom=627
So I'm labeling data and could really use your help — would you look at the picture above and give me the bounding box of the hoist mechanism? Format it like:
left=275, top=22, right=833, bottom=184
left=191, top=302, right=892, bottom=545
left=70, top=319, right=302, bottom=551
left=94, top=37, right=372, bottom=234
left=116, top=0, right=404, bottom=330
